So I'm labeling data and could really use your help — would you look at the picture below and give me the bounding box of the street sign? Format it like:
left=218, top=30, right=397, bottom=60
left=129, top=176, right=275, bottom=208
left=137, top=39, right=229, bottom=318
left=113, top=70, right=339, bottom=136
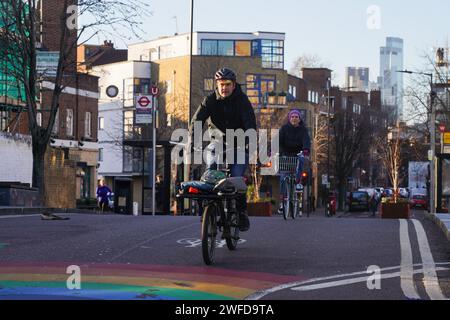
left=135, top=95, right=153, bottom=124
left=37, top=51, right=59, bottom=77
left=439, top=124, right=446, bottom=133
left=444, top=132, right=450, bottom=145
left=151, top=86, right=159, bottom=96
left=137, top=95, right=151, bottom=108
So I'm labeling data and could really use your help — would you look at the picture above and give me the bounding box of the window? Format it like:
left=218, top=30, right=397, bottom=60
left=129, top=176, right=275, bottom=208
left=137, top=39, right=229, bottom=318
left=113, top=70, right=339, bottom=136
left=1, top=111, right=9, bottom=131
left=246, top=73, right=276, bottom=105
left=98, top=148, right=103, bottom=162
left=124, top=110, right=134, bottom=139
left=98, top=116, right=104, bottom=130
left=133, top=78, right=151, bottom=95
left=204, top=78, right=214, bottom=92
left=201, top=40, right=218, bottom=55
left=52, top=109, right=59, bottom=134
left=218, top=40, right=234, bottom=56
left=235, top=41, right=251, bottom=56
left=66, top=109, right=73, bottom=136
left=201, top=40, right=252, bottom=57
left=85, top=112, right=92, bottom=137
left=259, top=39, right=284, bottom=69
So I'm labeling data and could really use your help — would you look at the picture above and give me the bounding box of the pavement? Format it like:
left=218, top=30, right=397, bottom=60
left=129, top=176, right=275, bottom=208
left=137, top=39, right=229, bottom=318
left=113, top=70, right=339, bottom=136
left=333, top=207, right=450, bottom=242
left=425, top=212, right=450, bottom=242
left=0, top=206, right=103, bottom=216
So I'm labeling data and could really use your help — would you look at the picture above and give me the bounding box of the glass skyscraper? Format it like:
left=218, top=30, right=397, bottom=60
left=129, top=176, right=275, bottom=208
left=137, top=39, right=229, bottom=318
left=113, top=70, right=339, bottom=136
left=378, top=37, right=404, bottom=123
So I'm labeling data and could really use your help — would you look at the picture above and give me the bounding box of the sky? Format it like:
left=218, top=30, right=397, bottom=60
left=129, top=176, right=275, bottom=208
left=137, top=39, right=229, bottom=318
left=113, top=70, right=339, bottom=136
left=83, top=0, right=450, bottom=86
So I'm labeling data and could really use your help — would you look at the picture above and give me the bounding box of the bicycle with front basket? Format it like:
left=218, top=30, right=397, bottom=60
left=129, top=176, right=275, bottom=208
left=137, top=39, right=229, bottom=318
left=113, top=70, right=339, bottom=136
left=278, top=151, right=308, bottom=220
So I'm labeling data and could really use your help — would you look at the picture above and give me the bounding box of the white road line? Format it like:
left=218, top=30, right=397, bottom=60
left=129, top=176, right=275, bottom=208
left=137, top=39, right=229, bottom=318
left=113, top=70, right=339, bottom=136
left=411, top=219, right=447, bottom=300
left=245, top=263, right=450, bottom=300
left=399, top=219, right=421, bottom=299
left=291, top=267, right=449, bottom=291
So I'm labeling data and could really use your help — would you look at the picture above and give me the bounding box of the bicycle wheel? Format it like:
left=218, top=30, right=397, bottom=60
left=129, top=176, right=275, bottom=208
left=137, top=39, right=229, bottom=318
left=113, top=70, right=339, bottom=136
left=201, top=204, right=218, bottom=265
left=226, top=211, right=240, bottom=250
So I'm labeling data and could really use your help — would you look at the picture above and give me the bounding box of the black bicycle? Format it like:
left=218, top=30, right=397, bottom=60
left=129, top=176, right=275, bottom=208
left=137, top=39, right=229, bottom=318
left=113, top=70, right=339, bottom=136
left=174, top=142, right=247, bottom=265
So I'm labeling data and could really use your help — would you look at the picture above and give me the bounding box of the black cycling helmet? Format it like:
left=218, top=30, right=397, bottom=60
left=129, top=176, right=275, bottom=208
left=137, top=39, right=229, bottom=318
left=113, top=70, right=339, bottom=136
left=215, top=67, right=236, bottom=81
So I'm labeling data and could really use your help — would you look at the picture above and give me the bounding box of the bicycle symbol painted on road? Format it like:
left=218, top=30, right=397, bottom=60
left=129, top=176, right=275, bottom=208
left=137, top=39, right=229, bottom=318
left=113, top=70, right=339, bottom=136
left=177, top=238, right=246, bottom=248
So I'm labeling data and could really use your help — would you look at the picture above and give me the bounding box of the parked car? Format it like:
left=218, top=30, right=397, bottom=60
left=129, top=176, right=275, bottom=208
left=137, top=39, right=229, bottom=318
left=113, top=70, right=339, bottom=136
left=399, top=188, right=409, bottom=198
left=348, top=191, right=370, bottom=212
left=383, top=188, right=394, bottom=198
left=375, top=187, right=385, bottom=197
left=358, top=188, right=381, bottom=201
left=410, top=194, right=428, bottom=209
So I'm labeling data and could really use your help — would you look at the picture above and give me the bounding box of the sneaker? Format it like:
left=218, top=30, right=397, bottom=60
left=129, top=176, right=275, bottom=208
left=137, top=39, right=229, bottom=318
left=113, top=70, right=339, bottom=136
left=239, top=212, right=250, bottom=232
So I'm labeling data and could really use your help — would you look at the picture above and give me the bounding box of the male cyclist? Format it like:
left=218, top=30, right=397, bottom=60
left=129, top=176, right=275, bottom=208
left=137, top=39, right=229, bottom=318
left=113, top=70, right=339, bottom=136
left=189, top=67, right=256, bottom=231
left=278, top=109, right=311, bottom=214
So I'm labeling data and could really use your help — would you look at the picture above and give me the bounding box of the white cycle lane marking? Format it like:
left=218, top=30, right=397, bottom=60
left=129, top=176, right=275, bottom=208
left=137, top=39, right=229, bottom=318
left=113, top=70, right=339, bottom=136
left=245, top=263, right=450, bottom=300
left=399, top=219, right=421, bottom=299
left=411, top=219, right=447, bottom=300
left=176, top=238, right=247, bottom=248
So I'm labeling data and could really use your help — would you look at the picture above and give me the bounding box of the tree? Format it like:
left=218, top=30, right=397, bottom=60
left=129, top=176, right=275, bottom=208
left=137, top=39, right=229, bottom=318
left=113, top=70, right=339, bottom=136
left=403, top=53, right=450, bottom=138
left=332, top=108, right=369, bottom=210
left=0, top=0, right=149, bottom=200
left=289, top=53, right=328, bottom=77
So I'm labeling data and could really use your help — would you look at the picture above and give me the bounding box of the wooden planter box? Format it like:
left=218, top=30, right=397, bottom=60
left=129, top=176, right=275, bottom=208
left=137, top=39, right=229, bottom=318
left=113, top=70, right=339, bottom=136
left=381, top=202, right=410, bottom=219
left=247, top=201, right=272, bottom=216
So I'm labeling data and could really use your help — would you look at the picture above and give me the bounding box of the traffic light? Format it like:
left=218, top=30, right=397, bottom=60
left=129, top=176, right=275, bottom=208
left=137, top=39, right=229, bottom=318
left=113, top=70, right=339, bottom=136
left=300, top=171, right=309, bottom=186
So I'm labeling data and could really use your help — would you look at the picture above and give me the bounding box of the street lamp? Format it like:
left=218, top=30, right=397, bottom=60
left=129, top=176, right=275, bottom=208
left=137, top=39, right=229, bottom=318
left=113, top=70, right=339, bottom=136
left=184, top=0, right=194, bottom=214
left=397, top=69, right=435, bottom=213
left=326, top=77, right=331, bottom=194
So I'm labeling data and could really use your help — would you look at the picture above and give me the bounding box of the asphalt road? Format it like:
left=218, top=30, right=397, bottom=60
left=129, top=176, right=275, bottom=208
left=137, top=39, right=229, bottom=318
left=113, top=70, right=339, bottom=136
left=0, top=209, right=448, bottom=300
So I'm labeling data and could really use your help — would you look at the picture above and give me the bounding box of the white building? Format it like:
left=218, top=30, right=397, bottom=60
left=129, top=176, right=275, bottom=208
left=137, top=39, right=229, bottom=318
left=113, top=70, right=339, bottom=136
left=91, top=60, right=152, bottom=213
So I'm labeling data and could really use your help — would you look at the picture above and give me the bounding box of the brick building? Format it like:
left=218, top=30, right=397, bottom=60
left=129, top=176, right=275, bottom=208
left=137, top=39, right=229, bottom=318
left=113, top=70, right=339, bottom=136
left=0, top=0, right=99, bottom=208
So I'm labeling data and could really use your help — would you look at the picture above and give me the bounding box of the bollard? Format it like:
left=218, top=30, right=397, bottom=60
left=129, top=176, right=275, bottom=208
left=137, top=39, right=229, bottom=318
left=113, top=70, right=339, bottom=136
left=133, top=202, right=139, bottom=216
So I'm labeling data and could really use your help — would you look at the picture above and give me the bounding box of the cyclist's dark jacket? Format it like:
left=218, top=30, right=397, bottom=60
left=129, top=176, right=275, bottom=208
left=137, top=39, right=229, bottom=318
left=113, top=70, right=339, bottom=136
left=190, top=84, right=257, bottom=143
left=279, top=121, right=311, bottom=156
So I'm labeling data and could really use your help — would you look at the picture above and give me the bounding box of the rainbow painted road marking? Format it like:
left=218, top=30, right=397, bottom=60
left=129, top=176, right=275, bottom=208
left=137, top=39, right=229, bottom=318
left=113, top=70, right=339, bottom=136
left=0, top=262, right=304, bottom=300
